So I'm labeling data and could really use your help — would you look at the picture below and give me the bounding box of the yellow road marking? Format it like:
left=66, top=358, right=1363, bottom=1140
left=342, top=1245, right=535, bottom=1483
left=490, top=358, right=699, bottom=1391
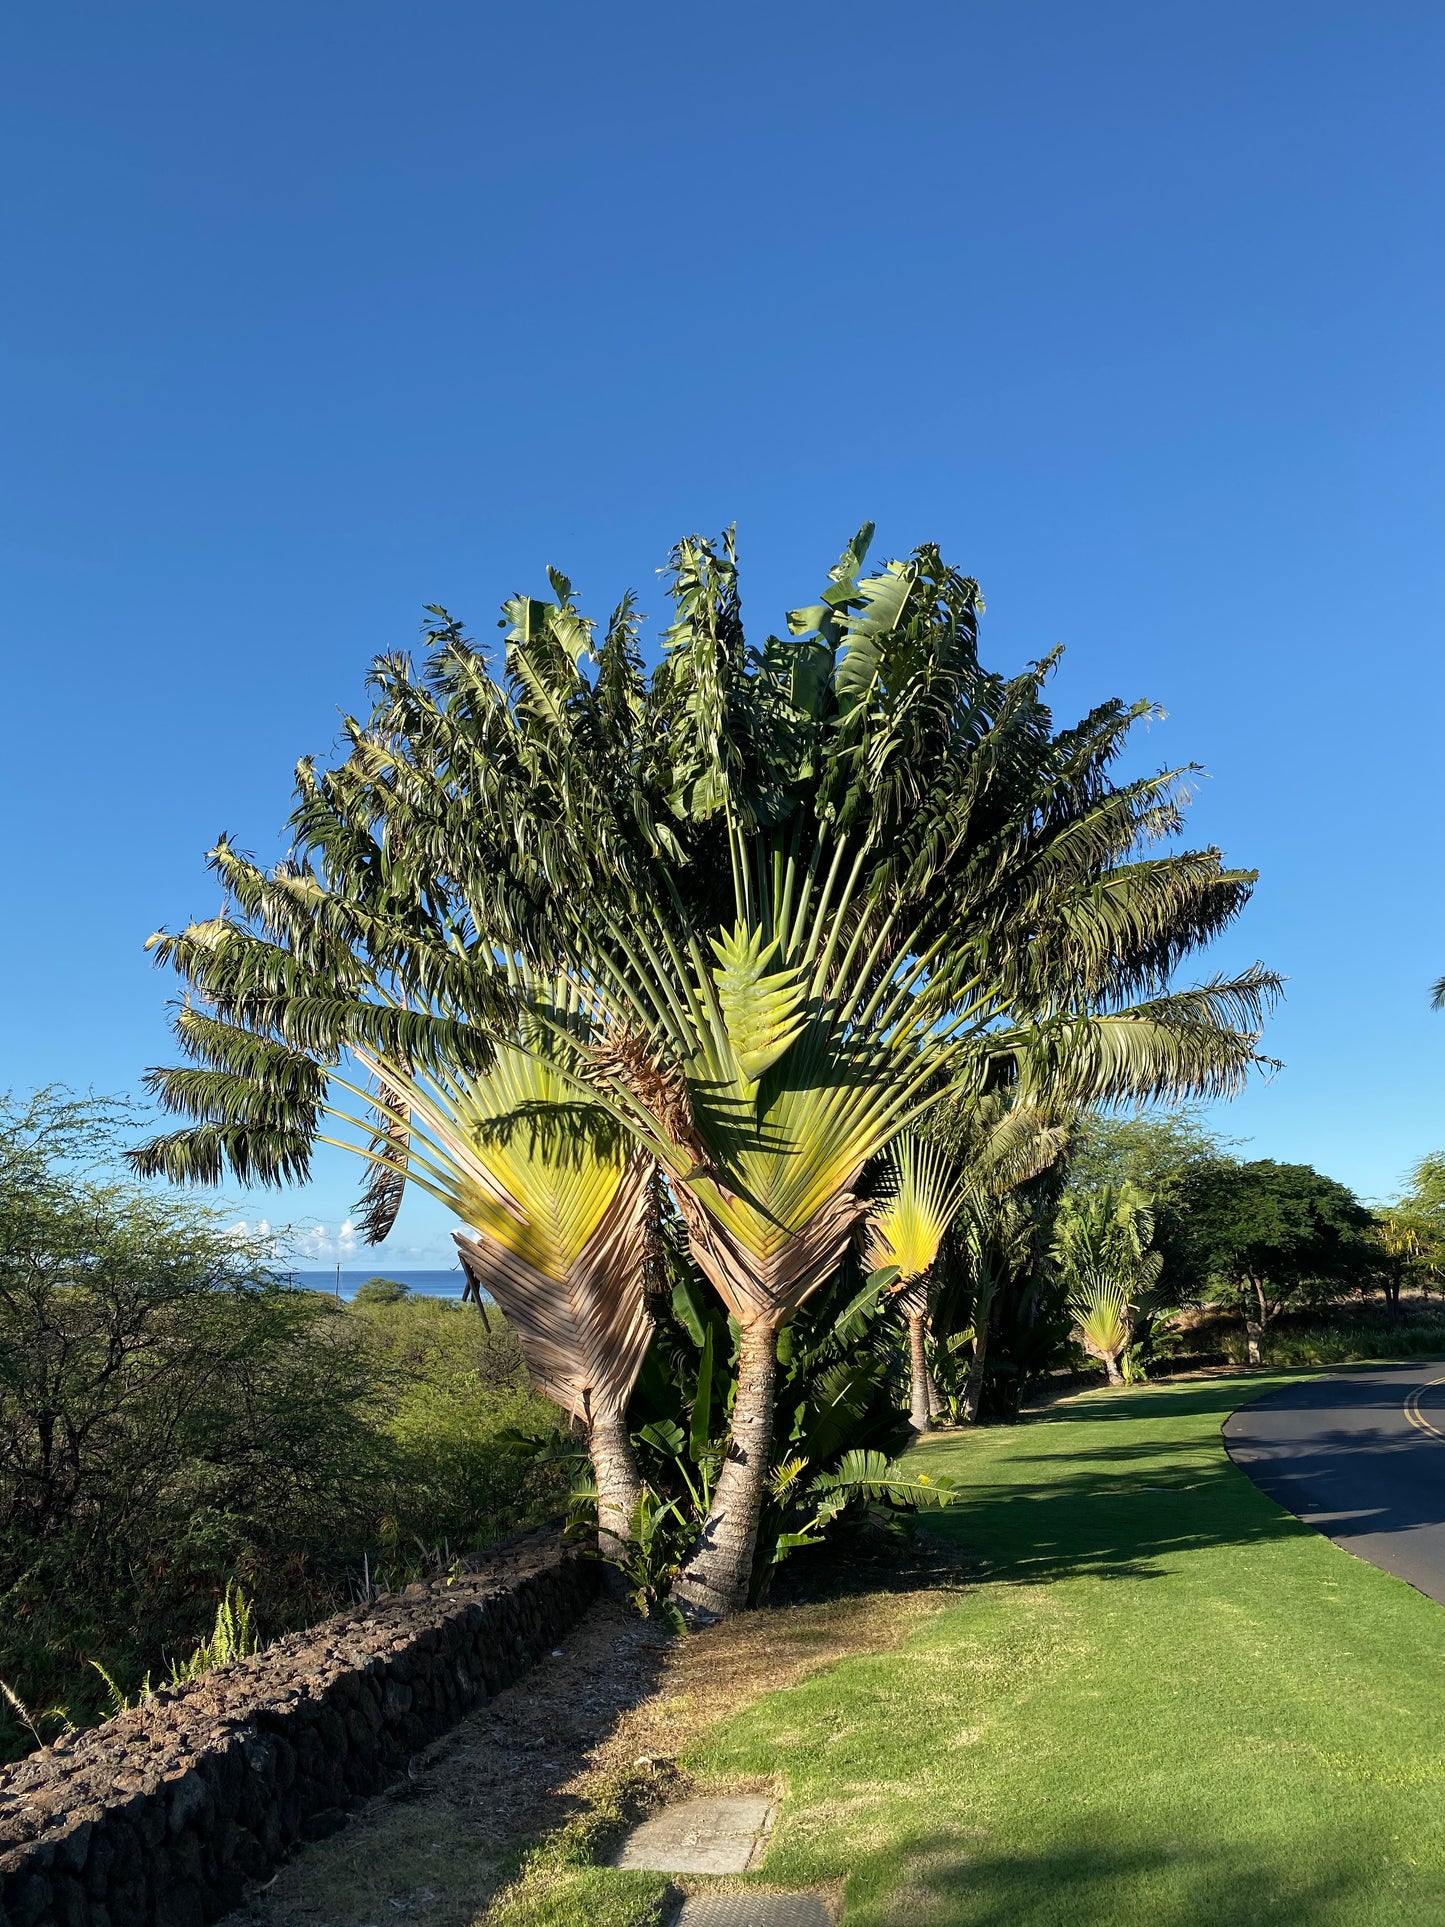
left=1403, top=1373, right=1445, bottom=1441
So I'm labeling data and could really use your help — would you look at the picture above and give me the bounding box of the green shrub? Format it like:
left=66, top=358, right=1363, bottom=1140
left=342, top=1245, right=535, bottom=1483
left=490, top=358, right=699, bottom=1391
left=1228, top=1322, right=1445, bottom=1367
left=0, top=1093, right=563, bottom=1760
left=353, top=1276, right=411, bottom=1304
left=349, top=1292, right=566, bottom=1563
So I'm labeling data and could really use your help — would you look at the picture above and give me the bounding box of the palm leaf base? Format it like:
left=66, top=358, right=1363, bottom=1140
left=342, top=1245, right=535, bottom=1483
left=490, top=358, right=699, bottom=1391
left=453, top=1156, right=654, bottom=1557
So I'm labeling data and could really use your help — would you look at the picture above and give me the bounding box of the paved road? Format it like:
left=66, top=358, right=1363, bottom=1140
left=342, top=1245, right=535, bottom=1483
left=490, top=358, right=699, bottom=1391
left=1224, top=1360, right=1445, bottom=1604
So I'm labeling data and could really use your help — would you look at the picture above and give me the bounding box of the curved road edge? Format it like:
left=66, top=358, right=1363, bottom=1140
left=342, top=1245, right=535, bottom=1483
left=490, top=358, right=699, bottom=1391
left=1223, top=1359, right=1445, bottom=1606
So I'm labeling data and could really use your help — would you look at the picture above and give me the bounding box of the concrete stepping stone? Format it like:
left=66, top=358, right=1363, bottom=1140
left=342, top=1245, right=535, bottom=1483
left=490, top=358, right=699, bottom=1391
left=612, top=1793, right=775, bottom=1873
left=672, top=1897, right=833, bottom=1926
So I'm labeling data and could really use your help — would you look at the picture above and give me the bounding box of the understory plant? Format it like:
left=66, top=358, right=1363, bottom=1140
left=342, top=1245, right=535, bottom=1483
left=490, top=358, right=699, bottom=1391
left=90, top=1580, right=262, bottom=1714
left=1054, top=1182, right=1164, bottom=1385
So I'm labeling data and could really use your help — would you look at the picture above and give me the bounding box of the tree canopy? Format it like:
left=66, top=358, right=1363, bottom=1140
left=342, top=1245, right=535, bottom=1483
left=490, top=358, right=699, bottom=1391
left=1065, top=1109, right=1233, bottom=1303
left=1181, top=1158, right=1374, bottom=1361
left=1184, top=1159, right=1372, bottom=1291
left=131, top=526, right=1279, bottom=1614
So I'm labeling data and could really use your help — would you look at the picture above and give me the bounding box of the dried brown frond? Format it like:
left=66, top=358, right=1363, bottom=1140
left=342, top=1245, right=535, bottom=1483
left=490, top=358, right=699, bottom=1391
left=892, top=1276, right=931, bottom=1319
left=640, top=1162, right=673, bottom=1306
left=671, top=1178, right=866, bottom=1328
left=354, top=1076, right=411, bottom=1244
left=586, top=1023, right=713, bottom=1173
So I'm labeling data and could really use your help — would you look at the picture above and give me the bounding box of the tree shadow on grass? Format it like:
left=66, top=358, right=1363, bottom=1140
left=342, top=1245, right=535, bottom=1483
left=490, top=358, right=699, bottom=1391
left=868, top=1827, right=1413, bottom=1927
left=917, top=1380, right=1310, bottom=1585
left=1006, top=1435, right=1219, bottom=1466
left=925, top=1453, right=1305, bottom=1585
left=1033, top=1379, right=1269, bottom=1426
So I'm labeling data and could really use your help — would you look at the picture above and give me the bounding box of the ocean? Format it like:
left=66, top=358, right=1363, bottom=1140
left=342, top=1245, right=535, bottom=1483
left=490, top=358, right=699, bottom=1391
left=291, top=1268, right=475, bottom=1303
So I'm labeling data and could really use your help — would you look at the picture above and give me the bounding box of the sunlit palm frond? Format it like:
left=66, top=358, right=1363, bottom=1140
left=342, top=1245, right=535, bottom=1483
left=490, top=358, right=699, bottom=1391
left=866, top=1135, right=969, bottom=1285
left=453, top=1153, right=654, bottom=1424
left=1069, top=1272, right=1134, bottom=1360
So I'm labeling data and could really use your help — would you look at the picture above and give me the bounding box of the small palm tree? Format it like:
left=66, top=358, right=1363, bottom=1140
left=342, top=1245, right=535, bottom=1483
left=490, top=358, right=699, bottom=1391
left=866, top=1135, right=969, bottom=1430
left=942, top=1096, right=1074, bottom=1423
left=1053, top=1182, right=1163, bottom=1384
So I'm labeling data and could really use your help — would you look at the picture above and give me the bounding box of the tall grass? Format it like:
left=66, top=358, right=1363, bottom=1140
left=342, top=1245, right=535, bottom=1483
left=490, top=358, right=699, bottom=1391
left=1225, top=1321, right=1445, bottom=1367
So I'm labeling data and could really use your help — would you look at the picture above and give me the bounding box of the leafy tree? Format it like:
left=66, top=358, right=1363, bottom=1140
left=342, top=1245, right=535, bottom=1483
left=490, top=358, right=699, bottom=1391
left=353, top=1277, right=411, bottom=1304
left=1409, top=1152, right=1445, bottom=1214
left=0, top=1090, right=558, bottom=1759
left=132, top=527, right=1277, bottom=1617
left=1065, top=1109, right=1234, bottom=1304
left=1371, top=1152, right=1445, bottom=1324
left=0, top=1094, right=374, bottom=1753
left=1183, top=1160, right=1374, bottom=1363
left=0, top=1095, right=352, bottom=1557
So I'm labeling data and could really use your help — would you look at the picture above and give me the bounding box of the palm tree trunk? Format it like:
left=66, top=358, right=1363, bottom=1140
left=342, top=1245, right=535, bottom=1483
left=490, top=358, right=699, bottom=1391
left=589, top=1407, right=642, bottom=1566
left=1245, top=1276, right=1267, bottom=1366
left=963, top=1314, right=990, bottom=1424
left=1102, top=1350, right=1123, bottom=1386
left=672, top=1320, right=778, bottom=1620
left=907, top=1313, right=935, bottom=1431
left=926, top=1371, right=945, bottom=1424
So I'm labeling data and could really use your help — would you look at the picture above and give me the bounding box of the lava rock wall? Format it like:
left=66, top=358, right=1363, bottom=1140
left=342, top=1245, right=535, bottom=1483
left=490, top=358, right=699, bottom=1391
left=0, top=1530, right=599, bottom=1926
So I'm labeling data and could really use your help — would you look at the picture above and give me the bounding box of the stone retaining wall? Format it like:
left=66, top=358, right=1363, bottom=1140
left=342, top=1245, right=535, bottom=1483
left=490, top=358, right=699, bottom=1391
left=0, top=1529, right=600, bottom=1927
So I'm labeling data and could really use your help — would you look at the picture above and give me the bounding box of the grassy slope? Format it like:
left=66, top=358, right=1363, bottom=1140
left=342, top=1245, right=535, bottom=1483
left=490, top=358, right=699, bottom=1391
left=695, top=1374, right=1445, bottom=1926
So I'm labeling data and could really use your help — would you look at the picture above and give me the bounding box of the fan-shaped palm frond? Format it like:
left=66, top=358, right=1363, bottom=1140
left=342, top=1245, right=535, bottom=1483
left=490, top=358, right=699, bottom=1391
left=866, top=1135, right=970, bottom=1431
left=351, top=1030, right=657, bottom=1554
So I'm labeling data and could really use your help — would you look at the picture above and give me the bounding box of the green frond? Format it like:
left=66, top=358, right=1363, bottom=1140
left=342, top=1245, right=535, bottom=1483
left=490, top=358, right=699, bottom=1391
left=810, top=1446, right=958, bottom=1508
left=867, top=1134, right=969, bottom=1283
left=709, top=922, right=809, bottom=1094
left=1069, top=1273, right=1134, bottom=1357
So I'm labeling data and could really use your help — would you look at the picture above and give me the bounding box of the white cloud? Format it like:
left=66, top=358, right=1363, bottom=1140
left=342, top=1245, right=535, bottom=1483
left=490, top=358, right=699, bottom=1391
left=289, top=1222, right=350, bottom=1265
left=223, top=1217, right=272, bottom=1244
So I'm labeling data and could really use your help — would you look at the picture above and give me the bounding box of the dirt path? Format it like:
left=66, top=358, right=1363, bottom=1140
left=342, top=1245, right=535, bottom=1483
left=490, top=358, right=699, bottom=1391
left=237, top=1543, right=963, bottom=1927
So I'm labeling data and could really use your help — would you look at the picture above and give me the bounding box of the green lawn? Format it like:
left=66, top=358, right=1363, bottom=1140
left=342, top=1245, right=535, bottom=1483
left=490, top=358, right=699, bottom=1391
left=695, top=1373, right=1445, bottom=1926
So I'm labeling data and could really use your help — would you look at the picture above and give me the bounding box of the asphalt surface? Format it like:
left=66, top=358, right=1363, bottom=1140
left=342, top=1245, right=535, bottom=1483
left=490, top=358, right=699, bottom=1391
left=1224, top=1359, right=1445, bottom=1604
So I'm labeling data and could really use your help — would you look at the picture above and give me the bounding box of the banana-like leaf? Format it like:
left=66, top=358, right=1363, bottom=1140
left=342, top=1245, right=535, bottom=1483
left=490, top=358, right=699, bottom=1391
left=809, top=1446, right=958, bottom=1507
left=689, top=1322, right=716, bottom=1463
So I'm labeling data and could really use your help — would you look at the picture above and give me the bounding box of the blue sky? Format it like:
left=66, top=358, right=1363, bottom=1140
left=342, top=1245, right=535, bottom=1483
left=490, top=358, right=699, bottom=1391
left=3, top=2, right=1442, bottom=1264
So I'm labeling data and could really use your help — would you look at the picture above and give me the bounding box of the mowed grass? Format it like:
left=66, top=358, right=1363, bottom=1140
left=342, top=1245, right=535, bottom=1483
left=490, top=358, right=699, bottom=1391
left=691, top=1373, right=1445, bottom=1926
